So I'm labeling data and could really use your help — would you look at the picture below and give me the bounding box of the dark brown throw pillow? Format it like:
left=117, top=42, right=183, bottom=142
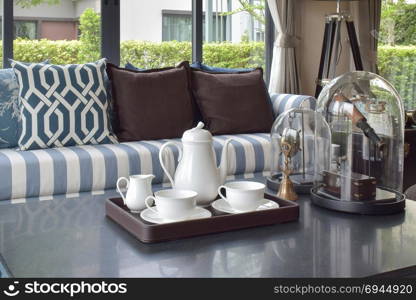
left=106, top=62, right=195, bottom=141
left=191, top=68, right=274, bottom=135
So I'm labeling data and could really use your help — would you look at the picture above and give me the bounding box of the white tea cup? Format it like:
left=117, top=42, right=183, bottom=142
left=217, top=181, right=265, bottom=212
left=145, top=189, right=198, bottom=221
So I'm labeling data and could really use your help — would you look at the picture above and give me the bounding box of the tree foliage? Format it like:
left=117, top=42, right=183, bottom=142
left=78, top=8, right=101, bottom=63
left=15, top=0, right=82, bottom=8
left=380, top=0, right=416, bottom=45
left=221, top=0, right=265, bottom=25
left=15, top=0, right=61, bottom=8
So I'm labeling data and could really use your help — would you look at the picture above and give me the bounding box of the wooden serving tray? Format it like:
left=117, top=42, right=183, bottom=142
left=105, top=194, right=299, bottom=243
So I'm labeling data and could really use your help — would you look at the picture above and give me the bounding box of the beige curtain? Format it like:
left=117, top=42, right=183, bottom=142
left=354, top=0, right=382, bottom=73
left=267, top=0, right=300, bottom=94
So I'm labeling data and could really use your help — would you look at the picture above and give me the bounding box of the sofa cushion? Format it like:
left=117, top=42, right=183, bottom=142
left=0, top=133, right=271, bottom=201
left=0, top=61, right=50, bottom=149
left=0, top=69, right=20, bottom=149
left=11, top=59, right=117, bottom=150
left=126, top=61, right=254, bottom=73
left=106, top=62, right=195, bottom=142
left=124, top=62, right=146, bottom=71
left=270, top=93, right=316, bottom=118
left=191, top=68, right=274, bottom=135
left=191, top=61, right=254, bottom=73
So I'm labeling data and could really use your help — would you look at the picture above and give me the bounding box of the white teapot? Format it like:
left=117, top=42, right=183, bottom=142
left=159, top=122, right=233, bottom=205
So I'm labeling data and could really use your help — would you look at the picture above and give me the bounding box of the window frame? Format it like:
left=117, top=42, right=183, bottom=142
left=2, top=0, right=13, bottom=68
left=3, top=0, right=273, bottom=84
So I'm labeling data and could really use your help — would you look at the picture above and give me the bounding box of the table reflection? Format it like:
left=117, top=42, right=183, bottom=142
left=0, top=189, right=414, bottom=277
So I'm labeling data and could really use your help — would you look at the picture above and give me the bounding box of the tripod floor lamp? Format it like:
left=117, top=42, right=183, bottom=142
left=315, top=0, right=363, bottom=98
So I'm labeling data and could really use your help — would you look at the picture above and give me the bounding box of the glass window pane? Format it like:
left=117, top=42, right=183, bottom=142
left=202, top=0, right=265, bottom=69
left=162, top=12, right=192, bottom=42
left=120, top=0, right=192, bottom=69
left=14, top=21, right=37, bottom=39
left=13, top=0, right=101, bottom=64
left=378, top=1, right=416, bottom=110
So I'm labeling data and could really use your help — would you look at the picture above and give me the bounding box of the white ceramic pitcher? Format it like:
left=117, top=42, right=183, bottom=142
left=116, top=174, right=155, bottom=212
left=159, top=122, right=233, bottom=205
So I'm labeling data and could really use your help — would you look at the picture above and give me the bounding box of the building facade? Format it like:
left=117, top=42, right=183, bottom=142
left=3, top=0, right=264, bottom=43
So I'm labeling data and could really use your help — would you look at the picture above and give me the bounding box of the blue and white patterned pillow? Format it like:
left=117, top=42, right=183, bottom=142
left=11, top=59, right=117, bottom=150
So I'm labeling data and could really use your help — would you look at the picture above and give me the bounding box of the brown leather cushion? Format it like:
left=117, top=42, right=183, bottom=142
left=190, top=68, right=274, bottom=135
left=106, top=62, right=195, bottom=142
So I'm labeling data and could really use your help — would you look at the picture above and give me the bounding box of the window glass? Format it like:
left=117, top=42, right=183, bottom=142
left=202, top=0, right=265, bottom=70
left=162, top=12, right=192, bottom=42
left=120, top=0, right=192, bottom=69
left=378, top=0, right=416, bottom=110
left=162, top=11, right=227, bottom=42
left=14, top=20, right=37, bottom=39
left=12, top=0, right=101, bottom=64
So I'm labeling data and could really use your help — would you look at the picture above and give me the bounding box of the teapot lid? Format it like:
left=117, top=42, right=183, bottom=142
left=182, top=122, right=212, bottom=143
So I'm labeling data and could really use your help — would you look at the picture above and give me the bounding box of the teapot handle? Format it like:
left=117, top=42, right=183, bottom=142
left=159, top=142, right=183, bottom=188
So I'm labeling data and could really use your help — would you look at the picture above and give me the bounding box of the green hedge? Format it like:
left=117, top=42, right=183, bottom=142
left=0, top=40, right=265, bottom=69
left=120, top=40, right=192, bottom=68
left=202, top=42, right=264, bottom=69
left=0, top=40, right=414, bottom=108
left=12, top=39, right=81, bottom=64
left=378, top=45, right=416, bottom=109
left=120, top=40, right=265, bottom=69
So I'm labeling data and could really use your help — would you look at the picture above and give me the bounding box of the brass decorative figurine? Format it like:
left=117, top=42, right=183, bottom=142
left=268, top=109, right=325, bottom=195
left=277, top=128, right=299, bottom=201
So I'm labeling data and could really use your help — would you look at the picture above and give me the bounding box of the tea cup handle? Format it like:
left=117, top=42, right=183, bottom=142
left=217, top=185, right=227, bottom=202
left=145, top=196, right=158, bottom=214
left=116, top=177, right=129, bottom=205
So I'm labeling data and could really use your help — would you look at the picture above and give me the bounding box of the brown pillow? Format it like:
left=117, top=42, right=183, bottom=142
left=106, top=62, right=195, bottom=141
left=191, top=68, right=274, bottom=135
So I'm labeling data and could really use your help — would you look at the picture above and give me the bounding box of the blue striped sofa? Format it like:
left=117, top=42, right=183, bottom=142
left=0, top=92, right=316, bottom=202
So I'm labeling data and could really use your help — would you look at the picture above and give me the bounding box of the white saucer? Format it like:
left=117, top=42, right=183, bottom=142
left=211, top=198, right=279, bottom=214
left=140, top=207, right=212, bottom=224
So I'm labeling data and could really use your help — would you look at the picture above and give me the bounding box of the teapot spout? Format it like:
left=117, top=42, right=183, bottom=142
left=219, top=139, right=233, bottom=184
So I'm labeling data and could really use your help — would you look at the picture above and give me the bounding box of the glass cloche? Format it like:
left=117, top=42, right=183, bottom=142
left=311, top=71, right=406, bottom=215
left=268, top=108, right=330, bottom=196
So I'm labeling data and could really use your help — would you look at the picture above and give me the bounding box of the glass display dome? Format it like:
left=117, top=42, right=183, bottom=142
left=311, top=71, right=406, bottom=214
left=268, top=108, right=330, bottom=196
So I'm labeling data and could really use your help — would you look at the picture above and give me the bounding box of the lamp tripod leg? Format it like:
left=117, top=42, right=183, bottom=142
left=315, top=21, right=330, bottom=98
left=315, top=16, right=364, bottom=99
left=346, top=20, right=364, bottom=71
left=315, top=18, right=337, bottom=98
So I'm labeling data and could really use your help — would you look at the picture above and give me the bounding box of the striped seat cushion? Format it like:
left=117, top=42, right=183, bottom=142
left=270, top=93, right=316, bottom=118
left=0, top=133, right=271, bottom=201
